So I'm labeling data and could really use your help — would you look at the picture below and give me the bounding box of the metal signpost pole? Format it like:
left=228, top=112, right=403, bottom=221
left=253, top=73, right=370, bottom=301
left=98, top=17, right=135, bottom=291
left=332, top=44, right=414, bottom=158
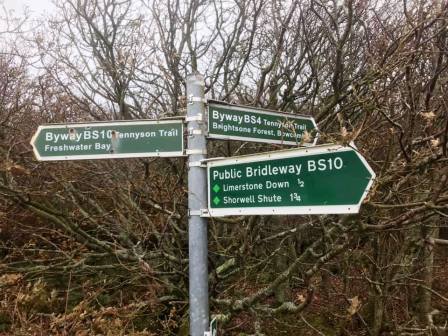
left=187, top=74, right=209, bottom=335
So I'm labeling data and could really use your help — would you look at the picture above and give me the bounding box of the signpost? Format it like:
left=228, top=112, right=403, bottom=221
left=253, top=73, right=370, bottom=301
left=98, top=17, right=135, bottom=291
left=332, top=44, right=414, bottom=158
left=207, top=101, right=318, bottom=146
left=206, top=144, right=375, bottom=217
left=187, top=75, right=209, bottom=336
left=30, top=73, right=376, bottom=336
left=30, top=119, right=184, bottom=161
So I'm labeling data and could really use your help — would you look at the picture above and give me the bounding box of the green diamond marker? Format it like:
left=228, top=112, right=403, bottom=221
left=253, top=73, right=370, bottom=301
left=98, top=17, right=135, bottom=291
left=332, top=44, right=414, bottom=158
left=213, top=184, right=220, bottom=193
left=213, top=196, right=221, bottom=205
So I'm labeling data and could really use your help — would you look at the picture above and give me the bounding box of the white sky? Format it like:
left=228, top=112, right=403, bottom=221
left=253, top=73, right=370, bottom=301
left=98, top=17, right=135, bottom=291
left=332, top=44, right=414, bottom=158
left=2, top=0, right=54, bottom=17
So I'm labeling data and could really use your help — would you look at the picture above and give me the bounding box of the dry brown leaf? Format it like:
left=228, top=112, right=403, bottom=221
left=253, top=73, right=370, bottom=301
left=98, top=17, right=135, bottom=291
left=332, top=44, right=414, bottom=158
left=431, top=139, right=440, bottom=147
left=295, top=293, right=306, bottom=304
left=302, top=130, right=312, bottom=143
left=0, top=273, right=22, bottom=286
left=347, top=296, right=361, bottom=316
left=421, top=111, right=436, bottom=121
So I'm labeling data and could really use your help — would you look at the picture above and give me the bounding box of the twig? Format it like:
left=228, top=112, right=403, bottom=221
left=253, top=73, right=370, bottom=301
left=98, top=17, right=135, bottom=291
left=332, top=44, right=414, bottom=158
left=300, top=314, right=327, bottom=336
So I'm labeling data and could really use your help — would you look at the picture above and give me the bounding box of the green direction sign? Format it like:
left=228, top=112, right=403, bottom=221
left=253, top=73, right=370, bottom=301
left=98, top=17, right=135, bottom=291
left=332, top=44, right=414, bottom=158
left=207, top=144, right=375, bottom=217
left=207, top=101, right=318, bottom=146
left=204, top=317, right=217, bottom=336
left=31, top=119, right=184, bottom=161
left=210, top=317, right=217, bottom=336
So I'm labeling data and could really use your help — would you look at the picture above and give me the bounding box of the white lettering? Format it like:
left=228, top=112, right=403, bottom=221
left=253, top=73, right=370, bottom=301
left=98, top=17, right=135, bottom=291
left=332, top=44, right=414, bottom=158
left=334, top=157, right=343, bottom=169
left=308, top=160, right=316, bottom=172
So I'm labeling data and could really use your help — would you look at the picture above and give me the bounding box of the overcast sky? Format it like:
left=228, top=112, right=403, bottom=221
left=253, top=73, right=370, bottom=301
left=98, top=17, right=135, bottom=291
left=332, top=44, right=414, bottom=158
left=3, top=0, right=54, bottom=17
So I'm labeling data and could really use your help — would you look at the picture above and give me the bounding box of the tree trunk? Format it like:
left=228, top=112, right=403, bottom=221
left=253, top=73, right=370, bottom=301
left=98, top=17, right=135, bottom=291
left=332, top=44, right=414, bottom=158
left=370, top=237, right=384, bottom=336
left=274, top=250, right=291, bottom=303
left=371, top=289, right=384, bottom=336
left=416, top=219, right=438, bottom=326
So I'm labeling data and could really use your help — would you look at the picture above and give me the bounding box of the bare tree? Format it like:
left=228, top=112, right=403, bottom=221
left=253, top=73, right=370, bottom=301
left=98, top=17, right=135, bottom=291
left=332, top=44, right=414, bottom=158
left=1, top=0, right=448, bottom=335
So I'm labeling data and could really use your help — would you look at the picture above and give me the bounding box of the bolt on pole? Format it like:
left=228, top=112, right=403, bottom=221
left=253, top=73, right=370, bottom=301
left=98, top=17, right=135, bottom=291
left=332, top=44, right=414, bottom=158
left=187, top=73, right=209, bottom=335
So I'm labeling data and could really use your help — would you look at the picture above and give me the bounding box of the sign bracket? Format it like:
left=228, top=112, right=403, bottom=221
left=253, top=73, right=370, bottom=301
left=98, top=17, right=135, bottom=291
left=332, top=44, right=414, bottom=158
left=188, top=128, right=204, bottom=136
left=188, top=95, right=207, bottom=105
left=185, top=114, right=204, bottom=122
left=186, top=149, right=207, bottom=155
left=189, top=157, right=225, bottom=168
left=189, top=209, right=210, bottom=217
left=188, top=161, right=206, bottom=168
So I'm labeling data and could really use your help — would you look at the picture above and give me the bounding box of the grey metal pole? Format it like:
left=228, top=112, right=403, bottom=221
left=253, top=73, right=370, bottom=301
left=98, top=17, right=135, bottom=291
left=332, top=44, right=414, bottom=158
left=186, top=73, right=209, bottom=336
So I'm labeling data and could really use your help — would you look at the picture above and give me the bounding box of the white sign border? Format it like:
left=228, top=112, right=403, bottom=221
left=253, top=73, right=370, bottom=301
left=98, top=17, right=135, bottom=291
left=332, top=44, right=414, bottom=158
left=205, top=144, right=376, bottom=217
